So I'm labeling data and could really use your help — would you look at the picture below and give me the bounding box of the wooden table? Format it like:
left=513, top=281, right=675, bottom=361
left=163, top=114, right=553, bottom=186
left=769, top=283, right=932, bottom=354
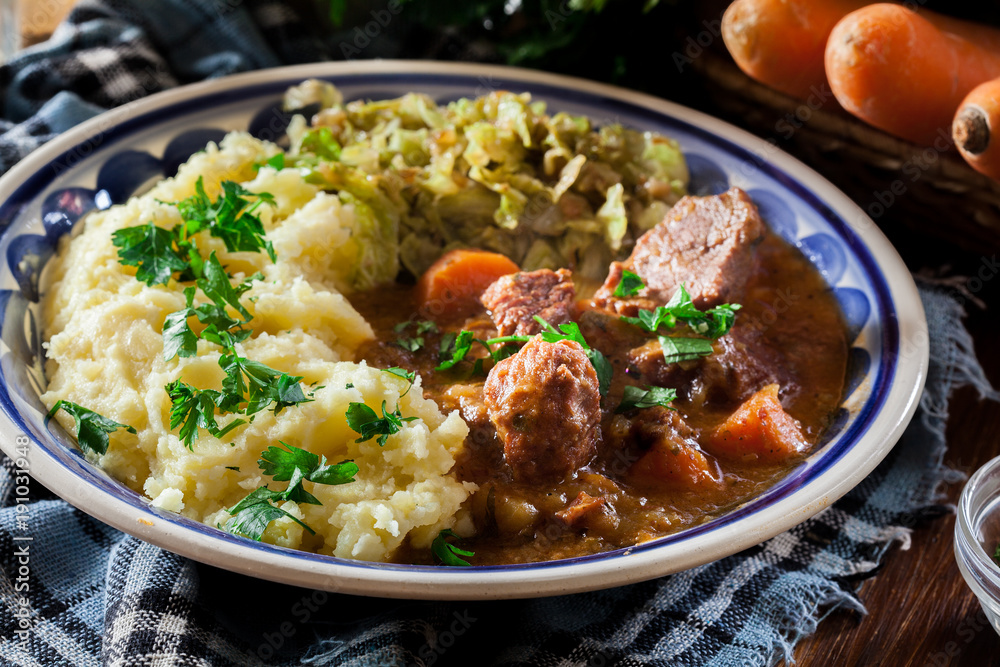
left=789, top=240, right=1000, bottom=665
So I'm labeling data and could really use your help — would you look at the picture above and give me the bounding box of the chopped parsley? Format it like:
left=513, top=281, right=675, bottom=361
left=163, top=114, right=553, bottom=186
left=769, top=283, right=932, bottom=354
left=620, top=284, right=740, bottom=339
left=432, top=528, right=475, bottom=566
left=164, top=381, right=235, bottom=449
left=382, top=367, right=416, bottom=396
left=659, top=336, right=714, bottom=364
left=111, top=222, right=189, bottom=287
left=612, top=269, right=645, bottom=298
left=616, top=385, right=677, bottom=413
left=436, top=330, right=478, bottom=371
left=45, top=400, right=136, bottom=456
left=226, top=441, right=358, bottom=541
left=217, top=347, right=310, bottom=416
left=346, top=400, right=417, bottom=447
left=172, top=177, right=276, bottom=261
left=995, top=543, right=1000, bottom=562
left=394, top=319, right=438, bottom=352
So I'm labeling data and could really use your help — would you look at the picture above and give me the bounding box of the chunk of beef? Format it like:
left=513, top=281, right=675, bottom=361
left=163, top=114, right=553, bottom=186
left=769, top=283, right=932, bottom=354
left=484, top=337, right=601, bottom=483
left=594, top=187, right=765, bottom=312
left=625, top=325, right=796, bottom=410
left=481, top=268, right=576, bottom=337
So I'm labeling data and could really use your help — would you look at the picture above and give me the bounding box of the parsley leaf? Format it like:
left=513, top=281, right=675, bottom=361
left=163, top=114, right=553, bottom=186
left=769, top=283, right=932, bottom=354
left=226, top=487, right=315, bottom=541
left=383, top=367, right=416, bottom=396
left=346, top=400, right=417, bottom=447
left=613, top=269, right=645, bottom=298
left=226, top=441, right=357, bottom=541
left=620, top=284, right=741, bottom=339
left=616, top=385, right=677, bottom=413
left=172, top=178, right=276, bottom=262
left=218, top=348, right=309, bottom=416
left=658, top=336, right=714, bottom=364
left=112, top=222, right=189, bottom=286
left=395, top=336, right=424, bottom=352
left=165, top=380, right=224, bottom=449
left=45, top=400, right=136, bottom=456
left=162, top=303, right=199, bottom=360
left=259, top=441, right=359, bottom=505
left=265, top=153, right=285, bottom=170
left=432, top=529, right=474, bottom=566
left=436, top=330, right=477, bottom=371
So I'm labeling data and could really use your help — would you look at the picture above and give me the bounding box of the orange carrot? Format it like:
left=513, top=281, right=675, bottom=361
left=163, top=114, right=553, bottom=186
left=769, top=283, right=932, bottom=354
left=722, top=0, right=867, bottom=101
left=826, top=4, right=1000, bottom=145
left=704, top=384, right=808, bottom=463
left=629, top=440, right=721, bottom=492
left=953, top=77, right=1000, bottom=180
left=416, top=249, right=519, bottom=319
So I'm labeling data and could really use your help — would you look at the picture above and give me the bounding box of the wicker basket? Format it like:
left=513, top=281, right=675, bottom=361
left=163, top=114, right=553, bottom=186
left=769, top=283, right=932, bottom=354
left=692, top=49, right=1000, bottom=255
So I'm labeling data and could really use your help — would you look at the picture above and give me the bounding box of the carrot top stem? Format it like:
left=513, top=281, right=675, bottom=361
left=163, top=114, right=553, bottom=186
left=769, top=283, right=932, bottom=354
left=955, top=106, right=991, bottom=156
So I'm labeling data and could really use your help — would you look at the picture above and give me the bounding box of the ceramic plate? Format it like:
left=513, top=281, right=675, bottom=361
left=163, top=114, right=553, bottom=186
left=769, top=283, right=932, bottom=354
left=0, top=61, right=927, bottom=600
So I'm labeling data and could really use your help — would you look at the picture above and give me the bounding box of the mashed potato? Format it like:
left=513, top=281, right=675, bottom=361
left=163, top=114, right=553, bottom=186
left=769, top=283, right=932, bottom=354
left=40, top=133, right=476, bottom=562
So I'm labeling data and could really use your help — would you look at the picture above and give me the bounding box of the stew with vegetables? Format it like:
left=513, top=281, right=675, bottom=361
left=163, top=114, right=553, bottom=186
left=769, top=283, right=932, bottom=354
left=351, top=186, right=849, bottom=565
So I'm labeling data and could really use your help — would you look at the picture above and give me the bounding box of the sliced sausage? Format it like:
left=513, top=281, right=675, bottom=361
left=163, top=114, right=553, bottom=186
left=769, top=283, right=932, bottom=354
left=484, top=337, right=601, bottom=483
left=481, top=268, right=576, bottom=337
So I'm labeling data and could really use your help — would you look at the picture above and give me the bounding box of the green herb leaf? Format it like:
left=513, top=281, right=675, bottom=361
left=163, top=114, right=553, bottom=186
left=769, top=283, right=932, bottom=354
left=165, top=380, right=223, bottom=449
left=436, top=330, right=477, bottom=371
left=346, top=400, right=417, bottom=447
left=265, top=153, right=285, bottom=170
left=616, top=385, right=677, bottom=413
left=226, top=441, right=357, bottom=541
left=45, top=400, right=136, bottom=456
left=620, top=284, right=740, bottom=339
left=395, top=336, right=424, bottom=352
left=383, top=367, right=416, bottom=397
left=432, top=528, right=474, bottom=566
left=197, top=252, right=253, bottom=321
left=218, top=348, right=310, bottom=416
left=226, top=488, right=315, bottom=541
left=162, top=306, right=198, bottom=360
left=658, top=336, right=714, bottom=364
left=171, top=178, right=276, bottom=262
left=612, top=269, right=645, bottom=298
left=112, top=222, right=189, bottom=286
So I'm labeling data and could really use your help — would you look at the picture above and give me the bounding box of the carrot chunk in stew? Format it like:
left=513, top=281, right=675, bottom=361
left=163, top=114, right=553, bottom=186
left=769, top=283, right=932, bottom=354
left=705, top=384, right=809, bottom=462
left=629, top=441, right=722, bottom=492
left=416, top=249, right=520, bottom=319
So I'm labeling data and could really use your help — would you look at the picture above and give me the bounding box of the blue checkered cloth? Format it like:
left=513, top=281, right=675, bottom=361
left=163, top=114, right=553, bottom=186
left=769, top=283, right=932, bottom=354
left=1, top=3, right=997, bottom=665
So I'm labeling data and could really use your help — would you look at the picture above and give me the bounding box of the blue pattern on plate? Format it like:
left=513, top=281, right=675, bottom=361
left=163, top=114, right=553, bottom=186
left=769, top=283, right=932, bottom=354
left=6, top=234, right=55, bottom=302
left=247, top=100, right=301, bottom=144
left=96, top=150, right=163, bottom=205
left=0, top=73, right=893, bottom=577
left=41, top=187, right=101, bottom=240
left=844, top=347, right=872, bottom=399
left=834, top=287, right=872, bottom=342
left=685, top=154, right=729, bottom=196
left=797, top=233, right=847, bottom=284
left=162, top=128, right=228, bottom=177
left=748, top=187, right=798, bottom=243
